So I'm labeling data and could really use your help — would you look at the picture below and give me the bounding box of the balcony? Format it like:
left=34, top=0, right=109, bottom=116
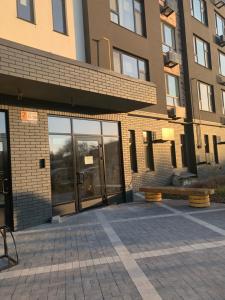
left=215, top=34, right=225, bottom=47
left=0, top=39, right=157, bottom=112
left=213, top=0, right=225, bottom=9
left=217, top=74, right=225, bottom=86
left=160, top=0, right=177, bottom=17
left=164, top=51, right=182, bottom=68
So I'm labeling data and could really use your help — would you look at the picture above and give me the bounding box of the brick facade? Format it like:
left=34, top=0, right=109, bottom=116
left=0, top=101, right=186, bottom=230
left=0, top=39, right=156, bottom=108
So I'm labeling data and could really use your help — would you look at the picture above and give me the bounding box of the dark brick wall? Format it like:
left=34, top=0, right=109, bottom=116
left=0, top=38, right=156, bottom=107
left=0, top=102, right=186, bottom=230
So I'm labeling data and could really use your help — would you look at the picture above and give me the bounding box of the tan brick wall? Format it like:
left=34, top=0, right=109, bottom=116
left=193, top=122, right=225, bottom=178
left=0, top=39, right=156, bottom=106
left=0, top=102, right=186, bottom=230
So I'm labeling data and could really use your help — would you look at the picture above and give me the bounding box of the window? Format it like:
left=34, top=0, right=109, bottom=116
left=193, top=36, right=210, bottom=68
left=165, top=74, right=180, bottom=106
left=197, top=81, right=214, bottom=112
left=161, top=23, right=176, bottom=53
left=180, top=134, right=188, bottom=167
left=204, top=135, right=210, bottom=154
left=143, top=131, right=155, bottom=171
left=113, top=49, right=148, bottom=80
left=222, top=91, right=225, bottom=114
left=17, top=0, right=34, bottom=23
left=170, top=141, right=177, bottom=168
left=52, top=0, right=67, bottom=34
left=129, top=130, right=138, bottom=172
left=213, top=136, right=219, bottom=164
left=110, top=0, right=145, bottom=35
left=219, top=52, right=225, bottom=76
left=190, top=0, right=207, bottom=25
left=216, top=13, right=225, bottom=36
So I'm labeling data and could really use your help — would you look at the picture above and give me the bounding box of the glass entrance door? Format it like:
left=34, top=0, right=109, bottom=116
left=0, top=112, right=10, bottom=226
left=75, top=136, right=105, bottom=209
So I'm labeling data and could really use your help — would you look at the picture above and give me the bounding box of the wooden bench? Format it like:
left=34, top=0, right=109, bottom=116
left=139, top=186, right=215, bottom=208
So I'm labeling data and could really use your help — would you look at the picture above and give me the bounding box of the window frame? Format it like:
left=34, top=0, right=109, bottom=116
left=170, top=141, right=177, bottom=169
left=190, top=0, right=207, bottom=25
left=129, top=130, right=138, bottom=173
left=143, top=131, right=155, bottom=171
left=180, top=134, right=188, bottom=168
left=110, top=0, right=145, bottom=36
left=165, top=73, right=180, bottom=107
left=222, top=90, right=225, bottom=114
left=213, top=135, right=219, bottom=164
left=193, top=35, right=210, bottom=68
left=16, top=0, right=35, bottom=24
left=215, top=12, right=225, bottom=36
left=197, top=81, right=215, bottom=112
left=219, top=51, right=225, bottom=77
left=161, top=22, right=176, bottom=53
left=113, top=49, right=149, bottom=81
left=51, top=0, right=68, bottom=35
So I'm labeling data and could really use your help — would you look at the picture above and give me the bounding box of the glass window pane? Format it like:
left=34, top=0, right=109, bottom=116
left=135, top=11, right=143, bottom=35
left=216, top=14, right=224, bottom=36
left=111, top=12, right=119, bottom=23
left=222, top=91, right=225, bottom=114
left=104, top=137, right=123, bottom=194
left=191, top=0, right=206, bottom=24
left=77, top=140, right=102, bottom=200
left=0, top=113, right=6, bottom=134
left=17, top=0, right=34, bottom=22
left=49, top=135, right=74, bottom=205
left=122, top=54, right=138, bottom=78
left=48, top=117, right=71, bottom=134
left=73, top=119, right=101, bottom=135
left=52, top=0, right=67, bottom=34
left=102, top=122, right=119, bottom=136
left=118, top=0, right=135, bottom=32
left=113, top=51, right=121, bottom=73
left=163, top=24, right=175, bottom=50
left=198, top=82, right=213, bottom=111
left=220, top=52, right=225, bottom=76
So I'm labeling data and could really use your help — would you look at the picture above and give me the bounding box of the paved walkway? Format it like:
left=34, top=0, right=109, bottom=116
left=1, top=194, right=225, bottom=299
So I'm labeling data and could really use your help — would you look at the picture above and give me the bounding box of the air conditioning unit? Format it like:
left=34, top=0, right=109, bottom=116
left=152, top=128, right=175, bottom=143
left=216, top=35, right=225, bottom=47
left=160, top=0, right=177, bottom=17
left=164, top=51, right=182, bottom=68
left=168, top=106, right=186, bottom=119
left=213, top=0, right=225, bottom=9
left=220, top=116, right=225, bottom=125
left=217, top=75, right=225, bottom=85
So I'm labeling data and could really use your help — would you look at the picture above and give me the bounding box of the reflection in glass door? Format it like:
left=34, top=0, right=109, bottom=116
left=48, top=116, right=124, bottom=214
left=76, top=137, right=104, bottom=209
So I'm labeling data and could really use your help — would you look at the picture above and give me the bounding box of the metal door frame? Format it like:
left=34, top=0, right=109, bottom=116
left=74, top=135, right=106, bottom=211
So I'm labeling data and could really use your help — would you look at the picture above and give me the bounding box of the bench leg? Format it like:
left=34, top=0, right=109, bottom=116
left=189, top=195, right=210, bottom=208
left=145, top=192, right=162, bottom=202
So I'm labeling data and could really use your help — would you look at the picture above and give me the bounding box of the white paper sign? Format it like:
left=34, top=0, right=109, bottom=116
left=20, top=0, right=28, bottom=6
left=84, top=156, right=94, bottom=165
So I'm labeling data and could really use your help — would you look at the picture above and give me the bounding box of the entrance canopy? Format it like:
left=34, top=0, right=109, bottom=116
left=0, top=38, right=157, bottom=112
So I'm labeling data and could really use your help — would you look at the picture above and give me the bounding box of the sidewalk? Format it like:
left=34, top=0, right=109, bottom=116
left=1, top=195, right=225, bottom=299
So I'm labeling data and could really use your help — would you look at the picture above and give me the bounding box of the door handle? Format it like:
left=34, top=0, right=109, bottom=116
left=77, top=172, right=85, bottom=184
left=2, top=178, right=9, bottom=195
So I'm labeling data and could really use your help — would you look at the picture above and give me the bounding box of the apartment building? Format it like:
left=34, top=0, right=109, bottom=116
left=0, top=0, right=222, bottom=230
left=180, top=0, right=225, bottom=178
